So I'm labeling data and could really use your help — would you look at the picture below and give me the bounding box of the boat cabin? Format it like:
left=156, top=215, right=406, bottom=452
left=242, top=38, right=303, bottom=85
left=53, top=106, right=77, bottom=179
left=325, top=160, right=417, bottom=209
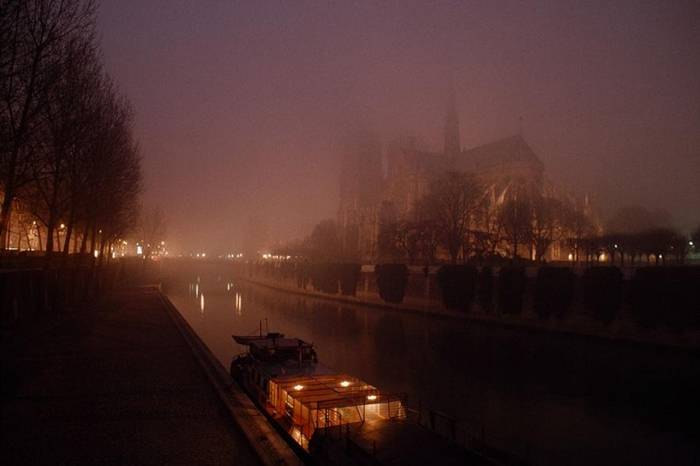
left=233, top=334, right=406, bottom=451
left=247, top=337, right=317, bottom=363
left=268, top=373, right=406, bottom=449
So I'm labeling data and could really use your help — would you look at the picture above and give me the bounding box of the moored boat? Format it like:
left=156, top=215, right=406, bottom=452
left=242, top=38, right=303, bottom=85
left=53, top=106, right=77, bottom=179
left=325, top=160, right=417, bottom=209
left=232, top=332, right=284, bottom=345
left=230, top=330, right=498, bottom=465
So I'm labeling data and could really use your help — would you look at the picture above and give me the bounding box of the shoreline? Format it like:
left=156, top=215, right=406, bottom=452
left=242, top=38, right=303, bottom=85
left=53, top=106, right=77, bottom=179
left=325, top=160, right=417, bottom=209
left=158, top=289, right=303, bottom=466
left=236, top=274, right=699, bottom=352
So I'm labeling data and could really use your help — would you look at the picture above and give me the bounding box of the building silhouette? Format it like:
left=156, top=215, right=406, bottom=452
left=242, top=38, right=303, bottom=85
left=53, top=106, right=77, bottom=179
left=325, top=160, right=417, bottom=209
left=338, top=88, right=589, bottom=262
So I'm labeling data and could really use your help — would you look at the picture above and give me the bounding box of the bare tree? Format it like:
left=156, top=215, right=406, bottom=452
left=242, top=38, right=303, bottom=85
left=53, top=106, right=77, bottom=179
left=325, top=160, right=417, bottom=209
left=30, top=34, right=100, bottom=255
left=472, top=186, right=506, bottom=259
left=530, top=194, right=566, bottom=261
left=562, top=198, right=595, bottom=262
left=138, top=205, right=166, bottom=258
left=497, top=188, right=533, bottom=260
left=420, top=171, right=481, bottom=263
left=0, top=0, right=96, bottom=248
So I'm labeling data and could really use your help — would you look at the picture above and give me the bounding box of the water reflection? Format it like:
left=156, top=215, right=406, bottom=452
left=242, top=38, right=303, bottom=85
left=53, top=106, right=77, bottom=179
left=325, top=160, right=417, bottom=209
left=165, top=266, right=699, bottom=466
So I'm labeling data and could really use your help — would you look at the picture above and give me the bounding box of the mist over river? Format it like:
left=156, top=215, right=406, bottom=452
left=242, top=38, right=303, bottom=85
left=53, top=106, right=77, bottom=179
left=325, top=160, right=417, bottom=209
left=162, top=261, right=698, bottom=466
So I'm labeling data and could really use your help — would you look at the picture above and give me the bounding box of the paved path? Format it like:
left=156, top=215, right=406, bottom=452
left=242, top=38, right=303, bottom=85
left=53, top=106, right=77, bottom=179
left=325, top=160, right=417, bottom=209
left=1, top=288, right=262, bottom=466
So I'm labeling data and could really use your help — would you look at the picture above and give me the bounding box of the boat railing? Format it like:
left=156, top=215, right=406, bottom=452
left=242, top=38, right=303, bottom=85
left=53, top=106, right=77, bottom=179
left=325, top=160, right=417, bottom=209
left=315, top=392, right=407, bottom=412
left=404, top=403, right=530, bottom=466
left=314, top=392, right=408, bottom=442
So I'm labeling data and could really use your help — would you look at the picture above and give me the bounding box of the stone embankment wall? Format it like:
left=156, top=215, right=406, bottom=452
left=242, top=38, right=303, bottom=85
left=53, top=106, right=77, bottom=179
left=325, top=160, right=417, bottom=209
left=233, top=261, right=700, bottom=348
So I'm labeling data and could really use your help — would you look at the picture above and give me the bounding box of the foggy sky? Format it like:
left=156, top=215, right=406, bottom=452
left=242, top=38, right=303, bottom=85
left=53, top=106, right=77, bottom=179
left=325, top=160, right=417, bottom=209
left=97, top=0, right=700, bottom=254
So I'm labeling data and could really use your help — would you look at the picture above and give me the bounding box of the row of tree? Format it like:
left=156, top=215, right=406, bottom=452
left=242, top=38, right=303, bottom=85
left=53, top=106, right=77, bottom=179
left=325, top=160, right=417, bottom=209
left=1, top=0, right=141, bottom=258
left=291, top=170, right=696, bottom=265
left=377, top=171, right=593, bottom=263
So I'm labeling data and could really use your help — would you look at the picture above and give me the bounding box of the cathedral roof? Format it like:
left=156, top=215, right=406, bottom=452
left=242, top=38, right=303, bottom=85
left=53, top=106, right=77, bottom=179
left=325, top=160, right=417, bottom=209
left=454, top=135, right=544, bottom=173
left=403, top=149, right=447, bottom=173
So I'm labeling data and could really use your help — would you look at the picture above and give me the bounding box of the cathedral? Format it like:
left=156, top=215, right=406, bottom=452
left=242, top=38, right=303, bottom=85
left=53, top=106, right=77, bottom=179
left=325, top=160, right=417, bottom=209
left=337, top=91, right=568, bottom=262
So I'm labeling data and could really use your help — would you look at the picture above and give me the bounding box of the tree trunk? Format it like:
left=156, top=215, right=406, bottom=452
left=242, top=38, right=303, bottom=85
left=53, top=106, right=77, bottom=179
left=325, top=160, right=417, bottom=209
left=98, top=237, right=106, bottom=268
left=89, top=224, right=97, bottom=256
left=72, top=230, right=80, bottom=253
left=45, top=219, right=55, bottom=254
left=63, top=212, right=75, bottom=254
left=0, top=177, right=16, bottom=250
left=79, top=223, right=90, bottom=254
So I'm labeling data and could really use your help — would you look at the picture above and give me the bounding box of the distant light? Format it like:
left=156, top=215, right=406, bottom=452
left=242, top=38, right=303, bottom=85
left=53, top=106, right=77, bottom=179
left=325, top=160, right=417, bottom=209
left=293, top=384, right=304, bottom=391
left=367, top=394, right=377, bottom=401
left=201, top=253, right=206, bottom=258
left=613, top=244, right=618, bottom=249
left=59, top=223, right=65, bottom=229
left=136, top=245, right=143, bottom=255
left=690, top=241, right=695, bottom=247
left=340, top=380, right=351, bottom=388
left=160, top=240, right=165, bottom=245
left=93, top=250, right=99, bottom=258
left=658, top=254, right=663, bottom=259
left=567, top=253, right=573, bottom=261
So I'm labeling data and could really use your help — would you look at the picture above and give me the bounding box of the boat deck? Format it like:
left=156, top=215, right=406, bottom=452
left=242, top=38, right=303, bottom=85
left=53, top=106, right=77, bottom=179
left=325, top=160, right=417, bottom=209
left=316, top=419, right=496, bottom=466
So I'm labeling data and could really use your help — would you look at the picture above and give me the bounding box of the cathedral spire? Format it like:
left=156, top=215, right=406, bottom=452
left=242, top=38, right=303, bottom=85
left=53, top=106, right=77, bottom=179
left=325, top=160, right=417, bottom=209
left=443, top=79, right=461, bottom=162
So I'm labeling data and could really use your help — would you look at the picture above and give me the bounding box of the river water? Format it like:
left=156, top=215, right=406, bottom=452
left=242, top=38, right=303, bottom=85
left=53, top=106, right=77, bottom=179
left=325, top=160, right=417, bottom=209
left=162, top=261, right=698, bottom=466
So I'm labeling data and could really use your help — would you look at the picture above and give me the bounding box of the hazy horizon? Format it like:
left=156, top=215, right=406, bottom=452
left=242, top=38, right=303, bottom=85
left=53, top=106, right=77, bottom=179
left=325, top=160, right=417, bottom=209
left=97, top=0, right=700, bottom=254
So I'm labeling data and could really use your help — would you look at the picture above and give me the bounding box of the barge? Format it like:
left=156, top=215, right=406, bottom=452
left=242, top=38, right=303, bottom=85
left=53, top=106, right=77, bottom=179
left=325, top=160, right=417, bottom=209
left=230, top=331, right=495, bottom=465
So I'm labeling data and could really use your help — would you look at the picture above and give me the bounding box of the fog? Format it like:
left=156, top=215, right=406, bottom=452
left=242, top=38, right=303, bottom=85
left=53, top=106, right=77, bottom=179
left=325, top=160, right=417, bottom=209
left=97, top=0, right=700, bottom=254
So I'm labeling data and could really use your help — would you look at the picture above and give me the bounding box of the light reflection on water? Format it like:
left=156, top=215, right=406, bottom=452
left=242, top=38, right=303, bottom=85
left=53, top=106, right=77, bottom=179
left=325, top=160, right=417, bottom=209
left=165, top=265, right=698, bottom=466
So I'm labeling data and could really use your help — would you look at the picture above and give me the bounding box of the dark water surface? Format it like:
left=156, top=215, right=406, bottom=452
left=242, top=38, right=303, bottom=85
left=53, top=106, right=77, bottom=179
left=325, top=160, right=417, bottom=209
left=162, top=262, right=699, bottom=466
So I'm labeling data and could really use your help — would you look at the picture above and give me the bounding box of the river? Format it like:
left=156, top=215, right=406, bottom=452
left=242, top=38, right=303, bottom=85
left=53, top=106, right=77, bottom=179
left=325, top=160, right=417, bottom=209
left=162, top=261, right=698, bottom=466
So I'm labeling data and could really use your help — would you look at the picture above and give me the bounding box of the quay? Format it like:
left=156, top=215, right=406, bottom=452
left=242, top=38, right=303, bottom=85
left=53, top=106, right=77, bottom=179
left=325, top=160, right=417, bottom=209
left=235, top=272, right=700, bottom=351
left=1, top=285, right=301, bottom=466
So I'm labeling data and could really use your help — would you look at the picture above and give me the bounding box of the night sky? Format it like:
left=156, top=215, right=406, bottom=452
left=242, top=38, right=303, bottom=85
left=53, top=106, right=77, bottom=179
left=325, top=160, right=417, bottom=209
left=96, top=1, right=700, bottom=254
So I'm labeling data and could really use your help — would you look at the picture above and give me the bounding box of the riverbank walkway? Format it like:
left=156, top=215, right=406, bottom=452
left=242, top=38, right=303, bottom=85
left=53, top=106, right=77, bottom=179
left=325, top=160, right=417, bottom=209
left=1, top=287, right=298, bottom=466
